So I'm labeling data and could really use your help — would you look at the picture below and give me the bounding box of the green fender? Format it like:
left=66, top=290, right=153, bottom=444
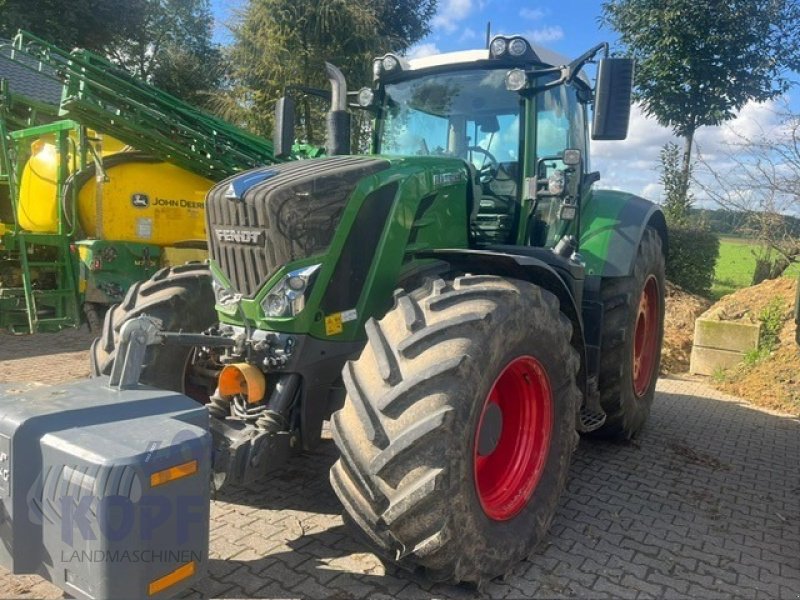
left=580, top=189, right=668, bottom=278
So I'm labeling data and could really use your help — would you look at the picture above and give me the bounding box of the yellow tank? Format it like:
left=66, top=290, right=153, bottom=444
left=76, top=158, right=211, bottom=245
left=17, top=139, right=60, bottom=232
left=17, top=134, right=212, bottom=246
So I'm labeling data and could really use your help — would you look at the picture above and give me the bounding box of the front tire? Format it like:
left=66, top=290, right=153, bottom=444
left=329, top=275, right=581, bottom=584
left=594, top=227, right=665, bottom=439
left=90, top=263, right=217, bottom=392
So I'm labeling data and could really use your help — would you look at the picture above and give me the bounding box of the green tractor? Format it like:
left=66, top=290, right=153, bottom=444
left=95, top=36, right=666, bottom=579
left=0, top=36, right=666, bottom=597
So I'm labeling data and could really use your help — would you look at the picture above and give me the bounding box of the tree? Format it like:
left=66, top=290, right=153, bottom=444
left=0, top=0, right=132, bottom=51
left=601, top=0, right=800, bottom=206
left=0, top=0, right=221, bottom=107
left=218, top=0, right=436, bottom=143
left=658, top=141, right=693, bottom=224
left=697, top=107, right=800, bottom=283
left=659, top=143, right=719, bottom=295
left=104, top=0, right=223, bottom=107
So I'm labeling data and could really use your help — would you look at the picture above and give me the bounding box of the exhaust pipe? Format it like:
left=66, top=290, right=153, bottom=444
left=325, top=62, right=351, bottom=155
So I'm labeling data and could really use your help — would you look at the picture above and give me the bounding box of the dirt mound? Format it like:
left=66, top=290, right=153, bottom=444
left=701, top=277, right=796, bottom=323
left=661, top=282, right=711, bottom=375
left=708, top=277, right=799, bottom=415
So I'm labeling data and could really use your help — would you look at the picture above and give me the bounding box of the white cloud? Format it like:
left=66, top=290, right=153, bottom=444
left=526, top=26, right=564, bottom=44
left=408, top=43, right=441, bottom=59
left=593, top=104, right=677, bottom=202
left=520, top=7, right=546, bottom=20
left=432, top=0, right=473, bottom=34
left=700, top=100, right=784, bottom=158
left=641, top=182, right=664, bottom=200
left=592, top=99, right=785, bottom=204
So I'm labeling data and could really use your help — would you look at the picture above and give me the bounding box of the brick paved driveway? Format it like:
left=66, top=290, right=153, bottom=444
left=0, top=330, right=798, bottom=599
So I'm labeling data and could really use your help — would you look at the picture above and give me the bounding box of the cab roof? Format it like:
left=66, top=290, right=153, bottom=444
left=403, top=42, right=591, bottom=86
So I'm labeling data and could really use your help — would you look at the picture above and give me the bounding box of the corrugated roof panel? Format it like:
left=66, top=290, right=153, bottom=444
left=0, top=40, right=62, bottom=105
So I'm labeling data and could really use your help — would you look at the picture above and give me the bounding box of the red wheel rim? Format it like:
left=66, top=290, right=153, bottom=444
left=633, top=276, right=660, bottom=398
left=473, top=356, right=553, bottom=521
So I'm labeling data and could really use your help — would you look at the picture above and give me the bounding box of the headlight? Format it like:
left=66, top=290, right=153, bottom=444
left=505, top=68, right=528, bottom=91
left=357, top=87, right=375, bottom=107
left=382, top=55, right=399, bottom=71
left=508, top=37, right=528, bottom=57
left=261, top=264, right=321, bottom=318
left=490, top=37, right=508, bottom=57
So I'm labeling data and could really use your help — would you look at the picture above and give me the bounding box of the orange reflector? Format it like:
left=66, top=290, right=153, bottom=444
left=150, top=460, right=198, bottom=488
left=148, top=561, right=196, bottom=596
left=218, top=363, right=266, bottom=404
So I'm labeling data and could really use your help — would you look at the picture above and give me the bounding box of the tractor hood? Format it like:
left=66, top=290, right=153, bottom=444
left=205, top=154, right=472, bottom=339
left=206, top=156, right=391, bottom=297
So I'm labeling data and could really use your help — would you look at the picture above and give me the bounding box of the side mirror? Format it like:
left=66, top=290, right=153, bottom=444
left=532, top=154, right=578, bottom=198
left=592, top=58, right=634, bottom=141
left=273, top=95, right=295, bottom=159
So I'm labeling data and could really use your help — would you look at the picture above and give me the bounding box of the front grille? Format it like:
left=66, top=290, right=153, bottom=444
left=206, top=156, right=389, bottom=296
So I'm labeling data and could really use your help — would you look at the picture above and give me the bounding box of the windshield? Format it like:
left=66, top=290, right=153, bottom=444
left=378, top=69, right=522, bottom=169
left=376, top=68, right=588, bottom=248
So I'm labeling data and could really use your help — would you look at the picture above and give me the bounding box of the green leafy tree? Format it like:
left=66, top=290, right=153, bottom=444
left=1, top=0, right=221, bottom=107
left=0, top=0, right=131, bottom=50
left=105, top=0, right=223, bottom=107
left=218, top=0, right=436, bottom=143
left=602, top=0, right=800, bottom=204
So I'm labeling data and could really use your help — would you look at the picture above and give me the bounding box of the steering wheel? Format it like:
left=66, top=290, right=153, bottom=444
left=467, top=146, right=500, bottom=183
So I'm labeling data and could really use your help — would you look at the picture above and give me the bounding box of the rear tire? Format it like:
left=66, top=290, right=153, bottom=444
left=329, top=275, right=581, bottom=584
left=593, top=227, right=665, bottom=439
left=90, top=263, right=217, bottom=392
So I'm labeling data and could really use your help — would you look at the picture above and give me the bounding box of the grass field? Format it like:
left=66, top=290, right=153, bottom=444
left=711, top=236, right=800, bottom=300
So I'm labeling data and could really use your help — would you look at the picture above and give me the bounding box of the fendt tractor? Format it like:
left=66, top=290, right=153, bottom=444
left=0, top=36, right=667, bottom=598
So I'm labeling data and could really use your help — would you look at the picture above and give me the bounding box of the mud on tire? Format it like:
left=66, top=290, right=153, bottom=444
left=593, top=227, right=665, bottom=439
left=329, top=275, right=581, bottom=584
left=90, top=263, right=217, bottom=392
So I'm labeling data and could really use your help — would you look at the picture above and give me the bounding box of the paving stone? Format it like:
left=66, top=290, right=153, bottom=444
left=1, top=333, right=799, bottom=599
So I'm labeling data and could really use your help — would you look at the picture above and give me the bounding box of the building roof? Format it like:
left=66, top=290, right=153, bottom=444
left=0, top=39, right=62, bottom=105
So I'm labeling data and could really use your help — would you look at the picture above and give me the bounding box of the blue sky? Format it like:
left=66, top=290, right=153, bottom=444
left=210, top=1, right=608, bottom=56
left=407, top=1, right=608, bottom=62
left=210, top=1, right=793, bottom=205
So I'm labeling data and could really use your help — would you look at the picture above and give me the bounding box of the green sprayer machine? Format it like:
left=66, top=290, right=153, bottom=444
left=0, top=36, right=666, bottom=598
left=0, top=31, right=289, bottom=334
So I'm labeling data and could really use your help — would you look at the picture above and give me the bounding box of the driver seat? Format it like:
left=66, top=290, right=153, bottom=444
left=465, top=162, right=484, bottom=228
left=470, top=162, right=518, bottom=245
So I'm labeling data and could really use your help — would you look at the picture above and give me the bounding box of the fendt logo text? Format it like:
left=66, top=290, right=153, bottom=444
left=214, top=228, right=263, bottom=244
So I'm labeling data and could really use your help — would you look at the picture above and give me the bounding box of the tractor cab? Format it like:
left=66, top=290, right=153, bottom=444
left=272, top=36, right=634, bottom=281
left=370, top=42, right=591, bottom=247
left=356, top=37, right=632, bottom=252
